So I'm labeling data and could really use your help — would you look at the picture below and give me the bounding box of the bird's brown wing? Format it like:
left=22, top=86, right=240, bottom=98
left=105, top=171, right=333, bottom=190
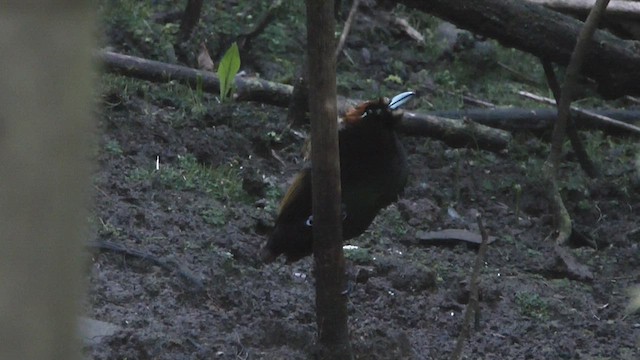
left=277, top=167, right=312, bottom=221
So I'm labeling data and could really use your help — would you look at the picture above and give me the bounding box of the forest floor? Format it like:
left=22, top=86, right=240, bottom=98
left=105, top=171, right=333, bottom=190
left=86, top=1, right=640, bottom=359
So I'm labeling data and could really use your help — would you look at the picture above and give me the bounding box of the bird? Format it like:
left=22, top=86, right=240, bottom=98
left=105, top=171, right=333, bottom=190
left=259, top=91, right=415, bottom=264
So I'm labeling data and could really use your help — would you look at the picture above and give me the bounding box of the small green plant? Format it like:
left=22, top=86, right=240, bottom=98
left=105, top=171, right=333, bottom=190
left=263, top=182, right=283, bottom=215
left=98, top=217, right=122, bottom=237
left=481, top=179, right=495, bottom=192
left=185, top=84, right=207, bottom=118
left=515, top=292, right=549, bottom=320
left=513, top=183, right=522, bottom=222
left=100, top=73, right=148, bottom=104
left=577, top=199, right=592, bottom=211
left=434, top=69, right=457, bottom=89
left=217, top=42, right=241, bottom=102
left=201, top=207, right=227, bottom=226
left=104, top=139, right=123, bottom=156
left=384, top=74, right=403, bottom=85
left=343, top=246, right=373, bottom=265
left=384, top=206, right=408, bottom=237
left=219, top=248, right=237, bottom=274
left=265, top=130, right=283, bottom=144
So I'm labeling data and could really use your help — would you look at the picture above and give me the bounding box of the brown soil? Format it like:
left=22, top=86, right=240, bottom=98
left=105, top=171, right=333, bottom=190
left=87, top=4, right=640, bottom=359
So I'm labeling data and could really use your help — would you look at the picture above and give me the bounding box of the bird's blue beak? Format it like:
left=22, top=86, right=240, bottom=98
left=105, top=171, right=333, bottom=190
left=388, top=91, right=415, bottom=110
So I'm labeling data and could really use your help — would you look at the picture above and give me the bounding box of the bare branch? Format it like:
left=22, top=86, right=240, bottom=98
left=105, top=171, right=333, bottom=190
left=237, top=0, right=283, bottom=51
left=335, top=0, right=360, bottom=58
left=545, top=0, right=610, bottom=245
left=541, top=60, right=599, bottom=177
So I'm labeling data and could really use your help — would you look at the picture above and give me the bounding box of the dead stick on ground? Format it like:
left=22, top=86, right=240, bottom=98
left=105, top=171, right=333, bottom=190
left=335, top=0, right=360, bottom=58
left=450, top=213, right=490, bottom=360
left=519, top=90, right=640, bottom=135
left=424, top=84, right=496, bottom=108
left=87, top=241, right=204, bottom=291
left=545, top=0, right=610, bottom=245
left=497, top=61, right=542, bottom=86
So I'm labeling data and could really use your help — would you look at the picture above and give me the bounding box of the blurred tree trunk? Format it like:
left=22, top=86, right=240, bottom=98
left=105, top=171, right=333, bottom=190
left=0, top=2, right=94, bottom=360
left=306, top=0, right=353, bottom=359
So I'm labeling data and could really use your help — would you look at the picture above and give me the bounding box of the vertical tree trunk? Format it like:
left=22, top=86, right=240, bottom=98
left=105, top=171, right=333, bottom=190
left=306, top=1, right=353, bottom=359
left=179, top=0, right=204, bottom=42
left=175, top=0, right=204, bottom=63
left=0, top=2, right=94, bottom=360
left=286, top=57, right=309, bottom=127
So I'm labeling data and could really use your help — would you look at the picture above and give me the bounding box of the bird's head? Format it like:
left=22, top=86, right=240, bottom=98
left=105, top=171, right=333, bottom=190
left=341, top=91, right=415, bottom=130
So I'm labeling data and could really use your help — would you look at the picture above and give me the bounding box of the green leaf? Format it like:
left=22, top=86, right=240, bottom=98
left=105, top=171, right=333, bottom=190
left=217, top=42, right=241, bottom=101
left=384, top=74, right=403, bottom=85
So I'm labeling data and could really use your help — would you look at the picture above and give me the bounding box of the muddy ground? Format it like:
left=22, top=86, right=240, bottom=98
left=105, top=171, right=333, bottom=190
left=87, top=2, right=640, bottom=359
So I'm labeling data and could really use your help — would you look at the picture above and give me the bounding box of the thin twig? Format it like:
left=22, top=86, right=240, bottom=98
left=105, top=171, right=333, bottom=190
left=473, top=217, right=490, bottom=330
left=450, top=213, right=490, bottom=360
left=541, top=60, right=599, bottom=177
left=459, top=93, right=496, bottom=108
left=425, top=84, right=495, bottom=108
left=237, top=0, right=283, bottom=51
left=87, top=240, right=204, bottom=291
left=335, top=0, right=360, bottom=58
left=497, top=61, right=542, bottom=86
left=624, top=96, right=640, bottom=105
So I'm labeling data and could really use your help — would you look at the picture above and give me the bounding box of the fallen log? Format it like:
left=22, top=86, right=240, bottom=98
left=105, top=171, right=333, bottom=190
left=399, top=111, right=511, bottom=153
left=98, top=51, right=293, bottom=107
left=99, top=51, right=512, bottom=152
left=431, top=107, right=640, bottom=134
left=518, top=91, right=640, bottom=136
left=393, top=0, right=640, bottom=99
left=525, top=0, right=640, bottom=20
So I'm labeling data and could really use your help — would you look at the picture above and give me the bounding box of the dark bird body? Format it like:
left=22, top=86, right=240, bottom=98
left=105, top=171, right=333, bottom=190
left=259, top=92, right=414, bottom=263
